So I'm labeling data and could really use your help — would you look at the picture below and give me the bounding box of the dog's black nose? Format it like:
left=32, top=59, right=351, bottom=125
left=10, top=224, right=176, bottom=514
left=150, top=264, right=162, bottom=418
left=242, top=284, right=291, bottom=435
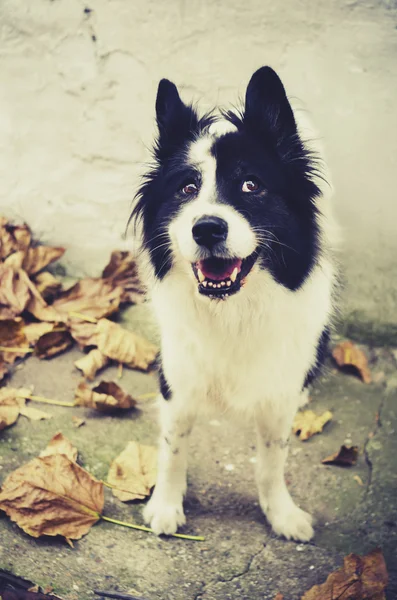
left=192, top=216, right=228, bottom=249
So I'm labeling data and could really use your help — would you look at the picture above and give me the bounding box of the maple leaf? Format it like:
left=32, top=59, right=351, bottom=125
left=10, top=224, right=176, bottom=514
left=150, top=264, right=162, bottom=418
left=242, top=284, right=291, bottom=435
left=4, top=246, right=64, bottom=275
left=107, top=441, right=157, bottom=501
left=292, top=410, right=333, bottom=441
left=0, top=266, right=31, bottom=320
left=301, top=548, right=388, bottom=600
left=74, top=380, right=137, bottom=412
left=0, top=217, right=31, bottom=260
left=74, top=348, right=109, bottom=380
left=0, top=454, right=104, bottom=540
left=0, top=319, right=30, bottom=364
left=96, top=318, right=158, bottom=371
left=322, top=445, right=359, bottom=466
left=332, top=341, right=372, bottom=384
left=33, top=326, right=74, bottom=359
left=102, top=250, right=145, bottom=304
left=40, top=432, right=78, bottom=463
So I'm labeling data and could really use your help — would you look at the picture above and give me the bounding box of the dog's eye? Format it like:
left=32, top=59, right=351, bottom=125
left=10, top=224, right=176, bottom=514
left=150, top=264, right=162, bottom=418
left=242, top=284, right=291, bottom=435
left=181, top=182, right=198, bottom=195
left=242, top=179, right=259, bottom=193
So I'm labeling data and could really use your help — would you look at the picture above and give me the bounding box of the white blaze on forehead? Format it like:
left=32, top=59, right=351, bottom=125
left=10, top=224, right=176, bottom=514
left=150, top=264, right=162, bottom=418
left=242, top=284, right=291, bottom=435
left=170, top=120, right=256, bottom=263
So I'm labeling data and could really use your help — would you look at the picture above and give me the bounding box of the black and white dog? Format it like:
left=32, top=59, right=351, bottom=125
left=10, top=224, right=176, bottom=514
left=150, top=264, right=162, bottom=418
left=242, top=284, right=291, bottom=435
left=132, top=67, right=338, bottom=542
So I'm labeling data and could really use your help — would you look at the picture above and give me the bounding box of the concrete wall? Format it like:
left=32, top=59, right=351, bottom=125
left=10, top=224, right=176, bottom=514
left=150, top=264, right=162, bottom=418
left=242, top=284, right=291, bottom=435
left=0, top=0, right=396, bottom=340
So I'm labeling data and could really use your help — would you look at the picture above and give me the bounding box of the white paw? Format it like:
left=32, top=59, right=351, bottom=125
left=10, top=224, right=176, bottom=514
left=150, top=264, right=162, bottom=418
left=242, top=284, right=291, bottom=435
left=143, top=494, right=186, bottom=535
left=267, top=502, right=314, bottom=542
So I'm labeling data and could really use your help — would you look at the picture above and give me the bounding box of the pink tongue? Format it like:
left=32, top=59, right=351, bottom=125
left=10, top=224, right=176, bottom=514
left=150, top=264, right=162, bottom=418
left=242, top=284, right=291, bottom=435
left=198, top=258, right=242, bottom=281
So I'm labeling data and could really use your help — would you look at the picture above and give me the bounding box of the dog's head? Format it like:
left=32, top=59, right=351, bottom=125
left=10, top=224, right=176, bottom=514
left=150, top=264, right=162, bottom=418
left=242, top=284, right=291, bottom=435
left=133, top=67, right=322, bottom=299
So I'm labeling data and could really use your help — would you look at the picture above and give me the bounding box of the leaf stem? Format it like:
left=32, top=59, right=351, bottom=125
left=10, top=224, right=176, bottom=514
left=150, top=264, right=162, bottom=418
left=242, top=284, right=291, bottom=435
left=0, top=346, right=33, bottom=353
left=101, top=514, right=204, bottom=541
left=16, top=392, right=75, bottom=408
left=68, top=311, right=98, bottom=323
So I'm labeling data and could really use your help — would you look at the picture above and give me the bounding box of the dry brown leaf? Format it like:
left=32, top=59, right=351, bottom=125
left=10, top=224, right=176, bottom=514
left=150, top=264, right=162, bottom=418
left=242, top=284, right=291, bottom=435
left=75, top=380, right=137, bottom=412
left=273, top=595, right=284, bottom=600
left=68, top=318, right=98, bottom=348
left=74, top=348, right=109, bottom=380
left=0, top=404, right=19, bottom=430
left=52, top=278, right=122, bottom=320
left=20, top=246, right=64, bottom=275
left=19, top=405, right=52, bottom=421
left=34, top=326, right=74, bottom=359
left=301, top=548, right=388, bottom=600
left=23, top=322, right=54, bottom=345
left=96, top=318, right=158, bottom=371
left=322, top=444, right=359, bottom=467
left=34, top=271, right=63, bottom=299
left=40, top=432, right=78, bottom=462
left=0, top=265, right=31, bottom=320
left=0, top=390, right=20, bottom=430
left=0, top=217, right=31, bottom=260
left=292, top=410, right=333, bottom=441
left=0, top=453, right=104, bottom=540
left=26, top=278, right=122, bottom=323
left=332, top=340, right=372, bottom=384
left=0, top=319, right=30, bottom=364
left=102, top=250, right=145, bottom=304
left=72, top=415, right=85, bottom=428
left=107, top=441, right=157, bottom=501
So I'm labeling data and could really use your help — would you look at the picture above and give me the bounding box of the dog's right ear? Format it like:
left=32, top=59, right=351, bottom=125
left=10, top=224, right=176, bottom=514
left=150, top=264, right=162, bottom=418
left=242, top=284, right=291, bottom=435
left=155, top=79, right=198, bottom=160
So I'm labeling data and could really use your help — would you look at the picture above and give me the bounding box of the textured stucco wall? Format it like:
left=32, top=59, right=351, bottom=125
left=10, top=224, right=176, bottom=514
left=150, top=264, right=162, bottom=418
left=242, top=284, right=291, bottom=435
left=0, top=0, right=396, bottom=337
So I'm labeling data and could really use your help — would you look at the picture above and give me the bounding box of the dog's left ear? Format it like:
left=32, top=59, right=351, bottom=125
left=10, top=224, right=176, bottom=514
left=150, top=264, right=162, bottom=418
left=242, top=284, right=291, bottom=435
left=245, top=67, right=297, bottom=140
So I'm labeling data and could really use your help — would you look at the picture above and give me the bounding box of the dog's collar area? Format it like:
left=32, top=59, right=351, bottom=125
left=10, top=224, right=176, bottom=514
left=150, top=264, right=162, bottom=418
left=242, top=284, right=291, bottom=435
left=192, top=252, right=258, bottom=299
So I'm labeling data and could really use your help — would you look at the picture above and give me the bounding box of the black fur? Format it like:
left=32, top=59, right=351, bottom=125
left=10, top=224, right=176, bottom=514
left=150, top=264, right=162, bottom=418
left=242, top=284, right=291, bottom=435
left=303, top=327, right=330, bottom=389
left=158, top=362, right=172, bottom=400
left=132, top=67, right=324, bottom=290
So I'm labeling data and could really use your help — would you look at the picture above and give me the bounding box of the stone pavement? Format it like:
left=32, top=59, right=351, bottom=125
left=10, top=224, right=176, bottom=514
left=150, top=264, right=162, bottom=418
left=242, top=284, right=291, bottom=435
left=1, top=309, right=396, bottom=600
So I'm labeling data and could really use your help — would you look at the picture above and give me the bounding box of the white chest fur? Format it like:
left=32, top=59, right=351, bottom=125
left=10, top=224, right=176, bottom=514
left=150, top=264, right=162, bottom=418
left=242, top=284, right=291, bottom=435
left=150, top=256, right=335, bottom=418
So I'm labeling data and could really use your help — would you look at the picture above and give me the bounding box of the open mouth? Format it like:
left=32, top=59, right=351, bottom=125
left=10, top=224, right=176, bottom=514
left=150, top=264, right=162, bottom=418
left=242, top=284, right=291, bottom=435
left=192, top=252, right=258, bottom=299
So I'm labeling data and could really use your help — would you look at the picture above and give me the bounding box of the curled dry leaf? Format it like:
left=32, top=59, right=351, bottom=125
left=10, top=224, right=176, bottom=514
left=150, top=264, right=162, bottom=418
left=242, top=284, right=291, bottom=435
left=96, top=318, right=158, bottom=371
left=19, top=405, right=52, bottom=421
left=75, top=380, right=137, bottom=412
left=28, top=278, right=123, bottom=323
left=102, top=250, right=145, bottom=304
left=40, top=432, right=78, bottom=462
left=107, top=441, right=157, bottom=501
left=34, top=326, right=74, bottom=359
left=332, top=340, right=372, bottom=384
left=0, top=266, right=31, bottom=320
left=68, top=318, right=98, bottom=348
left=292, top=410, right=333, bottom=441
left=322, top=444, right=359, bottom=467
left=18, top=246, right=64, bottom=276
left=74, top=348, right=109, bottom=380
left=0, top=453, right=104, bottom=540
left=0, top=319, right=30, bottom=364
left=301, top=548, right=388, bottom=600
left=23, top=322, right=54, bottom=345
left=0, top=388, right=21, bottom=430
left=0, top=217, right=31, bottom=260
left=72, top=415, right=85, bottom=428
left=34, top=271, right=62, bottom=299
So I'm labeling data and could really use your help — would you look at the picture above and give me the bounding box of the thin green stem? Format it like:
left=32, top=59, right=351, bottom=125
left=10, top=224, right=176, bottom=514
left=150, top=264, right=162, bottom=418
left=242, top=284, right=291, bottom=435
left=101, top=515, right=204, bottom=541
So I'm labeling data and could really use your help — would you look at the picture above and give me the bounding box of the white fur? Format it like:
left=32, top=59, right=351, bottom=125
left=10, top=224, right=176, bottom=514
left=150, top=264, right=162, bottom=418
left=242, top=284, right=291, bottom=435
left=140, top=113, right=338, bottom=542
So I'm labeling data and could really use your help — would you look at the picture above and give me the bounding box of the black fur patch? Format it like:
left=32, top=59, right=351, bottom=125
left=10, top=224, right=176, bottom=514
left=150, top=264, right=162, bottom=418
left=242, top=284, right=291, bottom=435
left=303, top=327, right=330, bottom=389
left=158, top=362, right=172, bottom=400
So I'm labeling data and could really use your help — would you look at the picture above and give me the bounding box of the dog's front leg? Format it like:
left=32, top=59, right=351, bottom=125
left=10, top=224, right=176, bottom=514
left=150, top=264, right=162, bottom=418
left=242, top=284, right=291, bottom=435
left=143, top=396, right=195, bottom=535
left=255, top=405, right=314, bottom=542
